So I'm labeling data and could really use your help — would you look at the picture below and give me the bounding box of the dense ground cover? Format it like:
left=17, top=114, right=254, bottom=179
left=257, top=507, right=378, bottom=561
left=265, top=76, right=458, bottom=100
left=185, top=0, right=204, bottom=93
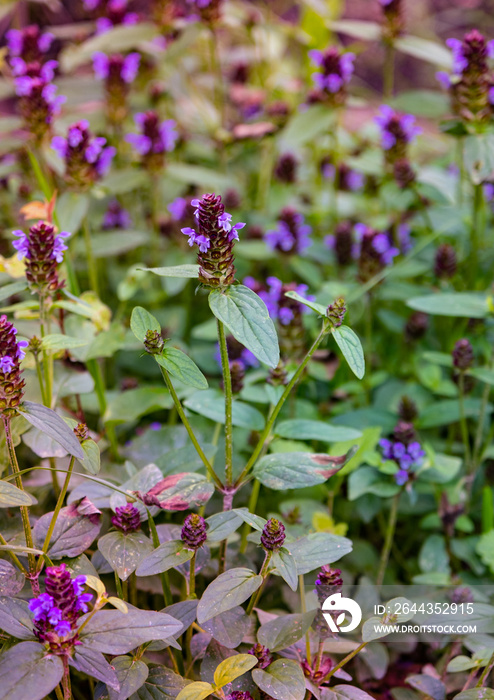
left=0, top=1, right=493, bottom=699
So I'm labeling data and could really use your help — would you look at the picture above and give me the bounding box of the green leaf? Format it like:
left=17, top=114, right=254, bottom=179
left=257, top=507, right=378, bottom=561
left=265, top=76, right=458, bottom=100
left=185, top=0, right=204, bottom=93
left=453, top=691, right=494, bottom=700
left=476, top=530, right=494, bottom=574
left=419, top=535, right=450, bottom=574
left=0, top=280, right=28, bottom=303
left=395, top=35, right=453, bottom=68
left=79, top=609, right=183, bottom=655
left=197, top=568, right=263, bottom=623
left=417, top=399, right=492, bottom=429
left=213, top=654, right=258, bottom=688
left=175, top=682, right=213, bottom=700
left=0, top=641, right=64, bottom=700
left=253, top=449, right=355, bottom=490
left=98, top=531, right=153, bottom=581
left=406, top=674, right=446, bottom=700
left=407, top=293, right=488, bottom=318
left=140, top=264, right=200, bottom=278
left=464, top=134, right=494, bottom=185
left=105, top=387, right=173, bottom=424
left=156, top=348, right=208, bottom=390
left=209, top=285, right=280, bottom=368
left=131, top=667, right=191, bottom=699
left=205, top=511, right=243, bottom=542
left=33, top=501, right=101, bottom=559
left=70, top=645, right=119, bottom=691
left=328, top=19, right=381, bottom=41
left=202, top=607, right=247, bottom=649
left=279, top=104, right=337, bottom=148
left=107, top=656, right=149, bottom=700
left=78, top=438, right=101, bottom=475
left=271, top=548, right=298, bottom=592
left=257, top=611, right=317, bottom=652
left=288, top=532, right=353, bottom=575
left=0, top=481, right=37, bottom=508
left=0, top=597, right=35, bottom=639
left=447, top=656, right=478, bottom=673
left=275, top=419, right=361, bottom=443
left=17, top=402, right=84, bottom=460
left=130, top=306, right=161, bottom=344
left=135, top=540, right=194, bottom=577
left=284, top=290, right=327, bottom=316
left=184, top=390, right=264, bottom=430
left=332, top=326, right=365, bottom=379
left=88, top=230, right=149, bottom=258
left=41, top=334, right=89, bottom=352
left=470, top=368, right=494, bottom=386
left=252, top=659, right=306, bottom=700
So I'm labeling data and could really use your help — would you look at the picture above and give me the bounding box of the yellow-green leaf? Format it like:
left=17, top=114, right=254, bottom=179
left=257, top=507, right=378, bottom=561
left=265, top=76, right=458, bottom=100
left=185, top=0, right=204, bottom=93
left=176, top=681, right=213, bottom=700
left=213, top=654, right=258, bottom=689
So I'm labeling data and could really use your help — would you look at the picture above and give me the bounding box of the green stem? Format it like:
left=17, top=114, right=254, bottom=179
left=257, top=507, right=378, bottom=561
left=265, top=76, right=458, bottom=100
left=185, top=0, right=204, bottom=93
left=383, top=42, right=395, bottom=99
left=239, top=479, right=261, bottom=554
left=470, top=183, right=484, bottom=286
left=477, top=652, right=494, bottom=687
left=246, top=551, right=272, bottom=615
left=2, top=416, right=38, bottom=593
left=38, top=456, right=76, bottom=569
left=324, top=641, right=367, bottom=680
left=114, top=571, right=124, bottom=599
left=235, top=323, right=329, bottom=487
left=472, top=380, right=491, bottom=467
left=83, top=218, right=99, bottom=296
left=458, top=372, right=472, bottom=471
left=376, top=491, right=400, bottom=587
left=299, top=574, right=312, bottom=665
left=86, top=359, right=119, bottom=460
left=217, top=320, right=233, bottom=485
left=159, top=366, right=222, bottom=489
left=34, top=350, right=47, bottom=406
left=147, top=510, right=172, bottom=606
left=62, top=658, right=72, bottom=700
left=0, top=531, right=27, bottom=574
left=188, top=552, right=197, bottom=599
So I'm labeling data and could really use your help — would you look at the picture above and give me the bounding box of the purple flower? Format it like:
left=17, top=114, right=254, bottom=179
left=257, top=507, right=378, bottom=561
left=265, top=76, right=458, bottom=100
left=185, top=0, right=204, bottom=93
left=265, top=208, right=312, bottom=255
left=12, top=227, right=70, bottom=264
left=398, top=223, right=413, bottom=254
left=375, top=105, right=421, bottom=152
left=309, top=47, right=354, bottom=96
left=6, top=26, right=54, bottom=62
left=51, top=121, right=115, bottom=188
left=245, top=276, right=314, bottom=326
left=168, top=197, right=188, bottom=221
left=92, top=52, right=110, bottom=80
left=126, top=112, right=177, bottom=170
left=103, top=200, right=132, bottom=229
left=372, top=233, right=399, bottom=265
left=446, top=38, right=469, bottom=75
left=0, top=356, right=15, bottom=373
left=92, top=52, right=140, bottom=84
left=182, top=208, right=244, bottom=252
left=395, top=469, right=409, bottom=486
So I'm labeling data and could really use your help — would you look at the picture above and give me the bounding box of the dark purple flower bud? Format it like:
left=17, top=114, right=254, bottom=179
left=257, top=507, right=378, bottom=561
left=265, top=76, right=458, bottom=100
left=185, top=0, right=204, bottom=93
left=380, top=0, right=404, bottom=42
left=434, top=243, right=457, bottom=279
left=265, top=208, right=311, bottom=255
left=112, top=504, right=141, bottom=534
left=268, top=360, right=288, bottom=386
left=182, top=193, right=244, bottom=287
left=437, top=31, right=494, bottom=123
left=103, top=200, right=132, bottom=229
left=326, top=297, right=346, bottom=328
left=393, top=158, right=416, bottom=189
left=393, top=421, right=416, bottom=445
left=452, top=338, right=474, bottom=370
left=375, top=106, right=421, bottom=165
left=248, top=643, right=272, bottom=669
left=404, top=311, right=428, bottom=342
left=398, top=395, right=418, bottom=422
left=226, top=693, right=255, bottom=700
left=144, top=330, right=165, bottom=355
left=260, top=518, right=285, bottom=552
left=315, top=565, right=343, bottom=587
left=12, top=220, right=70, bottom=294
left=302, top=657, right=333, bottom=685
left=126, top=111, right=177, bottom=173
left=51, top=120, right=115, bottom=190
left=449, top=586, right=474, bottom=604
left=356, top=224, right=399, bottom=281
left=74, top=423, right=89, bottom=443
left=230, top=62, right=249, bottom=84
left=223, top=189, right=241, bottom=209
left=325, top=221, right=356, bottom=267
left=181, top=513, right=208, bottom=550
left=229, top=360, right=245, bottom=395
left=0, top=315, right=26, bottom=415
left=13, top=59, right=65, bottom=142
left=274, top=153, right=298, bottom=184
left=93, top=52, right=140, bottom=123
left=308, top=48, right=355, bottom=106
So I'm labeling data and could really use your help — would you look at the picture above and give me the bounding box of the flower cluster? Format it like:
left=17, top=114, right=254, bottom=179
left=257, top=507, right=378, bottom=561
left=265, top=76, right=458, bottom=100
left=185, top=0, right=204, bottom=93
left=6, top=26, right=54, bottom=63
left=226, top=693, right=254, bottom=700
left=93, top=52, right=140, bottom=122
left=309, top=48, right=355, bottom=105
left=245, top=276, right=312, bottom=327
left=11, top=54, right=65, bottom=142
left=126, top=112, right=177, bottom=173
left=84, top=0, right=139, bottom=34
left=52, top=120, right=115, bottom=189
left=325, top=221, right=356, bottom=267
left=375, top=106, right=421, bottom=165
left=182, top=193, right=245, bottom=287
left=274, top=153, right=298, bottom=183
left=12, top=221, right=70, bottom=294
left=321, top=161, right=364, bottom=192
left=265, top=208, right=312, bottom=256
left=0, top=315, right=27, bottom=414
left=380, top=423, right=425, bottom=485
left=452, top=338, right=474, bottom=370
left=29, top=564, right=92, bottom=653
left=112, top=504, right=141, bottom=533
left=103, top=200, right=132, bottom=229
left=260, top=518, right=286, bottom=552
left=181, top=513, right=208, bottom=550
left=380, top=0, right=404, bottom=43
left=437, top=30, right=494, bottom=123
left=248, top=643, right=272, bottom=669
left=355, top=224, right=400, bottom=281
left=434, top=243, right=457, bottom=279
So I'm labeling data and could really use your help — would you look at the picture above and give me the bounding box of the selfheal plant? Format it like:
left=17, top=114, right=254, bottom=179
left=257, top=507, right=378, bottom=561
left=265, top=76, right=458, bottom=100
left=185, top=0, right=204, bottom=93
left=126, top=111, right=177, bottom=172
left=52, top=120, right=116, bottom=189
left=12, top=220, right=70, bottom=294
left=11, top=59, right=65, bottom=142
left=308, top=47, right=355, bottom=105
left=265, top=208, right=312, bottom=255
left=92, top=52, right=140, bottom=122
left=0, top=315, right=27, bottom=414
